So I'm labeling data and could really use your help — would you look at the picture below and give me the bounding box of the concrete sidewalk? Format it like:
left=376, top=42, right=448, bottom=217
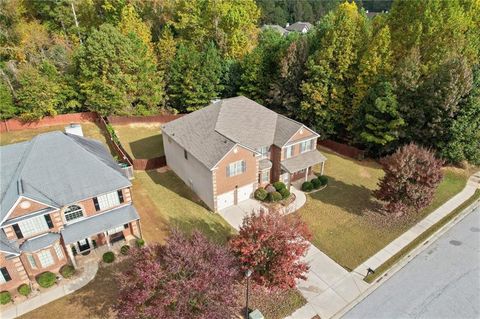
left=1, top=262, right=98, bottom=319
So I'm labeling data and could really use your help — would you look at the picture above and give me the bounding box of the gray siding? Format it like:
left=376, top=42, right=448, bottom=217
left=162, top=133, right=215, bottom=210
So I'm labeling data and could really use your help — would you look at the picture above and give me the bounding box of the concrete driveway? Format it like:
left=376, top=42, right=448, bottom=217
left=218, top=199, right=265, bottom=230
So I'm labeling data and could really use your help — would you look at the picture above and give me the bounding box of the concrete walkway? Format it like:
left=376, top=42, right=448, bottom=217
left=1, top=262, right=98, bottom=319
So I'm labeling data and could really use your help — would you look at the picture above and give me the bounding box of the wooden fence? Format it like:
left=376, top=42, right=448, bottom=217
left=318, top=139, right=365, bottom=159
left=107, top=114, right=183, bottom=125
left=1, top=112, right=98, bottom=132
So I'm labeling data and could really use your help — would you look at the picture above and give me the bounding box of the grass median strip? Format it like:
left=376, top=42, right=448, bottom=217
left=365, top=189, right=480, bottom=283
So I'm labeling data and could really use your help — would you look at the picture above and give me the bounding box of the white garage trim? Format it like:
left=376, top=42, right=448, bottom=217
left=237, top=183, right=254, bottom=202
left=216, top=191, right=234, bottom=210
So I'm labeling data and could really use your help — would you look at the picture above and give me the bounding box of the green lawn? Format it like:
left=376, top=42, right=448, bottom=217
left=297, top=147, right=470, bottom=271
left=133, top=169, right=235, bottom=244
left=113, top=124, right=164, bottom=159
left=0, top=123, right=111, bottom=150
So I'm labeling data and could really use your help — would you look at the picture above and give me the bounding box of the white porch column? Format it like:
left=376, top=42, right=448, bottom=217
left=321, top=162, right=325, bottom=175
left=104, top=231, right=111, bottom=248
left=67, top=244, right=77, bottom=268
left=304, top=168, right=308, bottom=182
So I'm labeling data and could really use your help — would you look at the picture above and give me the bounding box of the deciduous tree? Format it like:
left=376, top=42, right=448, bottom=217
left=374, top=143, right=443, bottom=216
left=230, top=209, right=311, bottom=290
left=115, top=230, right=239, bottom=319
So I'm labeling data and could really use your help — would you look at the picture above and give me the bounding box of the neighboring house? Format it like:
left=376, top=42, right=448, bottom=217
left=285, top=22, right=314, bottom=34
left=162, top=96, right=326, bottom=211
left=261, top=24, right=289, bottom=36
left=0, top=131, right=141, bottom=293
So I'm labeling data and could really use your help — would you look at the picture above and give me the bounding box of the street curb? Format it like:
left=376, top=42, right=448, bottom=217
left=333, top=198, right=480, bottom=319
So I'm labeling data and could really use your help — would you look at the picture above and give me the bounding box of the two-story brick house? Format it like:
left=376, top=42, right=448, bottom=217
left=162, top=96, right=327, bottom=211
left=0, top=131, right=141, bottom=293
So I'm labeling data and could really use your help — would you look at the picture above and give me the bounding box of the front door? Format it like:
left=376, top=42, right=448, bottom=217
left=281, top=172, right=290, bottom=184
left=77, top=238, right=91, bottom=252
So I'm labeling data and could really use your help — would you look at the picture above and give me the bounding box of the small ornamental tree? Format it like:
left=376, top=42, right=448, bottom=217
left=230, top=209, right=311, bottom=290
left=115, top=230, right=238, bottom=319
left=374, top=143, right=443, bottom=216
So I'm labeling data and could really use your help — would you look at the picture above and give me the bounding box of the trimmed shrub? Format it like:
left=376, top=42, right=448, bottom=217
left=17, top=284, right=31, bottom=296
left=311, top=178, right=322, bottom=189
left=0, top=291, right=11, bottom=304
left=120, top=245, right=130, bottom=255
left=37, top=272, right=56, bottom=288
left=279, top=187, right=290, bottom=199
left=136, top=238, right=145, bottom=248
left=254, top=187, right=268, bottom=201
left=103, top=251, right=115, bottom=263
left=318, top=175, right=328, bottom=186
left=301, top=181, right=313, bottom=192
left=265, top=185, right=276, bottom=193
left=272, top=181, right=286, bottom=192
left=268, top=191, right=282, bottom=202
left=60, top=265, right=76, bottom=278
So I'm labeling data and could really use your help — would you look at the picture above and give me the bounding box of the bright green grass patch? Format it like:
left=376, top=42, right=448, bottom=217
left=133, top=170, right=235, bottom=244
left=297, top=147, right=469, bottom=271
left=365, top=189, right=480, bottom=283
left=113, top=124, right=164, bottom=159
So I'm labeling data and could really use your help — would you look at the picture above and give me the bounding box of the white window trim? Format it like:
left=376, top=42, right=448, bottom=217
left=97, top=191, right=120, bottom=211
left=261, top=169, right=270, bottom=183
left=18, top=215, right=49, bottom=238
left=27, top=254, right=37, bottom=269
left=54, top=243, right=64, bottom=260
left=227, top=160, right=246, bottom=177
left=63, top=205, right=85, bottom=224
left=38, top=250, right=54, bottom=268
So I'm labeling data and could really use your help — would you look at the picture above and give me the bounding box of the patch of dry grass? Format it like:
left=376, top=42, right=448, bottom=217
left=113, top=123, right=164, bottom=159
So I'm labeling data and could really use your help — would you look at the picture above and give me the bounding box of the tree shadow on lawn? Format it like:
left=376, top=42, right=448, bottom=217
left=146, top=169, right=211, bottom=211
left=309, top=176, right=383, bottom=216
left=70, top=260, right=130, bottom=319
left=129, top=134, right=164, bottom=159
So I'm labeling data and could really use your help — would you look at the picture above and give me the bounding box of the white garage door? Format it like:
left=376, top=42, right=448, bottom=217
left=217, top=191, right=234, bottom=210
left=237, top=183, right=254, bottom=202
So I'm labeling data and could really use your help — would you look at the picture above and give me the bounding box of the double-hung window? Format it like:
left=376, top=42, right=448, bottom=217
left=16, top=215, right=49, bottom=238
left=38, top=250, right=54, bottom=268
left=54, top=243, right=64, bottom=260
left=257, top=146, right=269, bottom=159
left=262, top=170, right=270, bottom=183
left=0, top=267, right=11, bottom=283
left=226, top=160, right=246, bottom=177
left=284, top=145, right=294, bottom=159
left=300, top=140, right=312, bottom=153
left=94, top=191, right=122, bottom=211
left=27, top=254, right=37, bottom=269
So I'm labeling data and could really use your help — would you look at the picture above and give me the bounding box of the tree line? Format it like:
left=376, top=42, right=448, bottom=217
left=0, top=0, right=478, bottom=165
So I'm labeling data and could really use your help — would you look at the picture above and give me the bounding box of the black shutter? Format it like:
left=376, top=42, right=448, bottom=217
left=93, top=197, right=100, bottom=211
left=124, top=223, right=129, bottom=229
left=44, top=214, right=54, bottom=229
left=12, top=224, right=23, bottom=239
left=0, top=267, right=11, bottom=282
left=117, top=190, right=124, bottom=203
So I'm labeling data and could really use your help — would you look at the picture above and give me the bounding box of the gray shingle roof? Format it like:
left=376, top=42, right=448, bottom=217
left=261, top=24, right=289, bottom=36
left=281, top=150, right=327, bottom=173
left=0, top=231, right=20, bottom=255
left=286, top=22, right=314, bottom=32
left=20, top=232, right=60, bottom=253
left=163, top=96, right=318, bottom=169
left=0, top=131, right=131, bottom=223
left=61, top=204, right=139, bottom=244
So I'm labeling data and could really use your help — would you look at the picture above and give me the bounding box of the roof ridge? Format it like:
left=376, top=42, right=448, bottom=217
left=65, top=133, right=129, bottom=183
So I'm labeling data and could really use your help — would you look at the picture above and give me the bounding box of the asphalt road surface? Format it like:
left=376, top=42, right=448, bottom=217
left=344, top=206, right=480, bottom=319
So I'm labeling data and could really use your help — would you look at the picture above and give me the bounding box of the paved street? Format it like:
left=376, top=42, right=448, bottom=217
left=344, top=206, right=480, bottom=319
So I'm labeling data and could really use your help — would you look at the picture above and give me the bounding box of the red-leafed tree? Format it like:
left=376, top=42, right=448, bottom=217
left=115, top=230, right=239, bottom=319
left=230, top=208, right=311, bottom=290
left=374, top=143, right=444, bottom=216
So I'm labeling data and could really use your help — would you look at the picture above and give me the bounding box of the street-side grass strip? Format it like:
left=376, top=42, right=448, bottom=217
left=365, top=189, right=480, bottom=283
left=297, top=147, right=470, bottom=271
left=112, top=123, right=164, bottom=159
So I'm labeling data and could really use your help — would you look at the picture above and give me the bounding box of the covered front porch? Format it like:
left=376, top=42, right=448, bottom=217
left=61, top=204, right=141, bottom=268
left=280, top=150, right=327, bottom=190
